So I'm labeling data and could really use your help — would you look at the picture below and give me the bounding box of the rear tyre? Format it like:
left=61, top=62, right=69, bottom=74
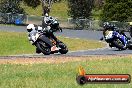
left=59, top=42, right=68, bottom=54
left=36, top=41, right=51, bottom=55
left=113, top=39, right=126, bottom=50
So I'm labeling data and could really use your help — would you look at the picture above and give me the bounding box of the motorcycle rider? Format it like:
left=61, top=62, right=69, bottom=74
left=42, top=13, right=62, bottom=44
left=100, top=22, right=129, bottom=40
left=42, top=13, right=55, bottom=29
left=27, top=24, right=59, bottom=54
left=100, top=22, right=116, bottom=40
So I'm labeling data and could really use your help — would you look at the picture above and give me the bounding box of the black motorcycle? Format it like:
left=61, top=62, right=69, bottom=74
left=28, top=21, right=68, bottom=55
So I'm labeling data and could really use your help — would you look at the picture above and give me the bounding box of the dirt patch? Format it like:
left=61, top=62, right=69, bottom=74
left=0, top=55, right=132, bottom=65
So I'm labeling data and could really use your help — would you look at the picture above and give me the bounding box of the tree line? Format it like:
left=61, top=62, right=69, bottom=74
left=0, top=0, right=131, bottom=22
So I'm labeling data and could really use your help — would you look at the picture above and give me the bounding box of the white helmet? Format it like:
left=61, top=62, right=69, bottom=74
left=27, top=24, right=35, bottom=32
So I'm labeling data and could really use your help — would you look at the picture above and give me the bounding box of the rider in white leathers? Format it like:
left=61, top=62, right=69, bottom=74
left=27, top=24, right=59, bottom=54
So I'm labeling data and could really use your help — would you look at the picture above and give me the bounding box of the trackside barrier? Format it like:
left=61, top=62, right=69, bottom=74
left=0, top=13, right=130, bottom=30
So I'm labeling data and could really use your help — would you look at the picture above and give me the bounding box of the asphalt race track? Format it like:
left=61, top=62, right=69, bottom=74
left=0, top=25, right=132, bottom=57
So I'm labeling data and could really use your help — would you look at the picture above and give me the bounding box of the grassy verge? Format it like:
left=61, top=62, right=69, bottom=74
left=21, top=1, right=69, bottom=19
left=21, top=1, right=101, bottom=20
left=0, top=31, right=105, bottom=56
left=0, top=56, right=132, bottom=88
left=58, top=36, right=105, bottom=51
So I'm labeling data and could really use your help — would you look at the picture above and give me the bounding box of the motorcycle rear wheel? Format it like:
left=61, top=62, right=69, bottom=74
left=36, top=41, right=51, bottom=55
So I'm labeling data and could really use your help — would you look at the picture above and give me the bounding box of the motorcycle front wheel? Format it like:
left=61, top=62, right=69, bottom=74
left=58, top=42, right=68, bottom=54
left=36, top=41, right=51, bottom=55
left=127, top=41, right=132, bottom=49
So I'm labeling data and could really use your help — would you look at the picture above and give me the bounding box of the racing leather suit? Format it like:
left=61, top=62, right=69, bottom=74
left=42, top=15, right=60, bottom=44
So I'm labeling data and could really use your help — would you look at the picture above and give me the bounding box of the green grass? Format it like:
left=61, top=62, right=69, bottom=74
left=91, top=9, right=102, bottom=20
left=0, top=57, right=132, bottom=88
left=21, top=1, right=102, bottom=20
left=50, top=1, right=69, bottom=19
left=0, top=32, right=35, bottom=56
left=58, top=36, right=105, bottom=51
left=21, top=1, right=69, bottom=19
left=0, top=31, right=104, bottom=56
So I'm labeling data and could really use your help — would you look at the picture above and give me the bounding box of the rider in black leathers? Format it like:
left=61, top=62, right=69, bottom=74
left=42, top=13, right=62, bottom=44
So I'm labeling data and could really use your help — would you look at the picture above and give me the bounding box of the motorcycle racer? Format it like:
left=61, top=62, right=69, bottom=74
left=100, top=22, right=129, bottom=41
left=100, top=22, right=117, bottom=40
left=26, top=24, right=59, bottom=54
left=42, top=13, right=61, bottom=39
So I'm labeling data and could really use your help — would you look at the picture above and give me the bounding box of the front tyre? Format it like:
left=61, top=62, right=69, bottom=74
left=127, top=41, right=132, bottom=49
left=59, top=42, right=68, bottom=54
left=36, top=41, right=51, bottom=55
left=113, top=39, right=126, bottom=50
